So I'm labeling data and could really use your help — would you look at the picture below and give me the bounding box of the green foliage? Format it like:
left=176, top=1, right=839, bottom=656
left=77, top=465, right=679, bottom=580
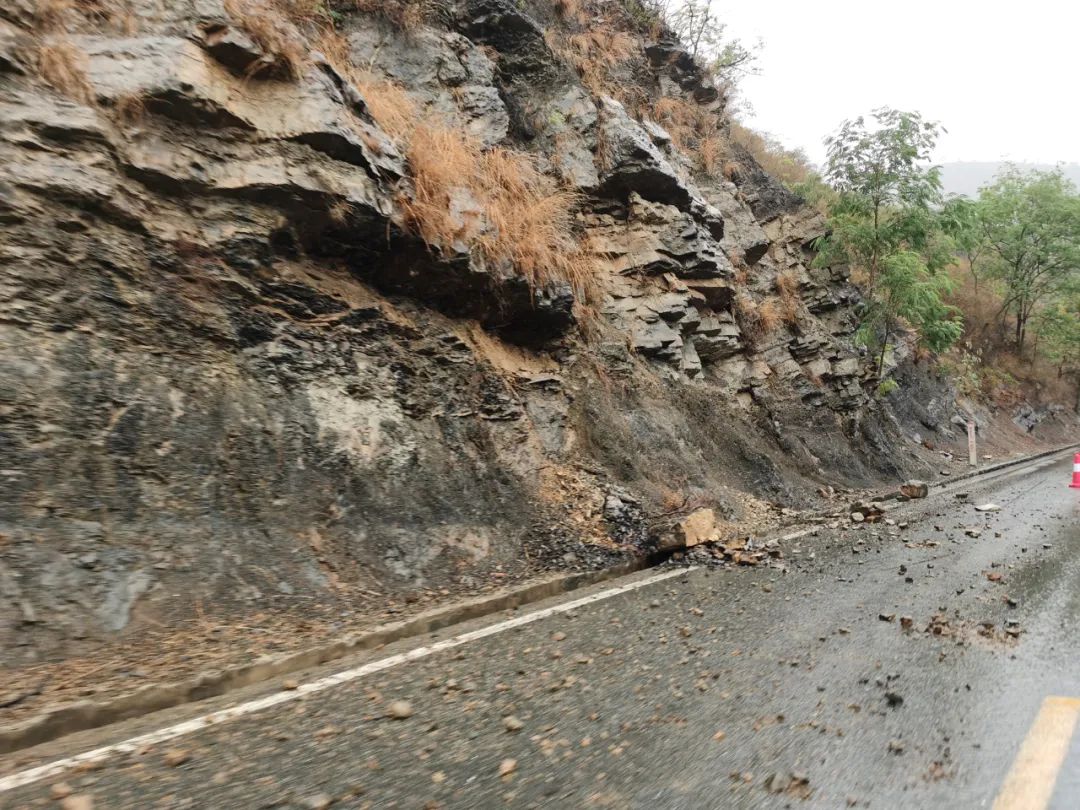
left=816, top=108, right=963, bottom=374
left=975, top=168, right=1080, bottom=351
left=649, top=1, right=761, bottom=84
left=620, top=0, right=662, bottom=29
left=939, top=196, right=989, bottom=288
left=1034, top=289, right=1080, bottom=368
left=876, top=379, right=899, bottom=398
left=880, top=252, right=964, bottom=352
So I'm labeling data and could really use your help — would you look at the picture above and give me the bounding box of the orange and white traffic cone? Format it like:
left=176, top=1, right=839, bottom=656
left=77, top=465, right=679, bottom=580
left=1071, top=453, right=1080, bottom=489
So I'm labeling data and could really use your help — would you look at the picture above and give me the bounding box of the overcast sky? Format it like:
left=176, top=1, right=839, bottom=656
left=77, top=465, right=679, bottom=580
left=715, top=0, right=1080, bottom=167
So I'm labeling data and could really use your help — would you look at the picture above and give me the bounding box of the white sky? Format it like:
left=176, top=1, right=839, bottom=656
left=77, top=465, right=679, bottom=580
left=715, top=0, right=1080, bottom=167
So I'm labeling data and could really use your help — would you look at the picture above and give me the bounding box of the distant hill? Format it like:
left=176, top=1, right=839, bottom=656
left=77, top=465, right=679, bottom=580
left=939, top=162, right=1080, bottom=198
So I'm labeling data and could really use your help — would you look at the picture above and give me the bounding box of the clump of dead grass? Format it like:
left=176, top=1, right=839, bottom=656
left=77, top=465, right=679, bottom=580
left=774, top=269, right=802, bottom=324
left=551, top=28, right=637, bottom=99
left=37, top=39, right=94, bottom=103
left=778, top=295, right=800, bottom=326
left=110, top=91, right=145, bottom=126
left=774, top=268, right=799, bottom=299
left=328, top=199, right=355, bottom=224
left=353, top=0, right=431, bottom=29
left=650, top=96, right=727, bottom=176
left=553, top=0, right=590, bottom=26
left=729, top=254, right=750, bottom=286
left=734, top=292, right=784, bottom=347
left=728, top=122, right=817, bottom=188
left=34, top=0, right=74, bottom=29
left=757, top=296, right=783, bottom=333
left=223, top=0, right=308, bottom=79
left=403, top=125, right=593, bottom=298
left=355, top=78, right=418, bottom=142
left=316, top=29, right=419, bottom=143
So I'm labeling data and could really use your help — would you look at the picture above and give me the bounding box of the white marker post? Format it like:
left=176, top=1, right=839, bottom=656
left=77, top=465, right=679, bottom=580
left=967, top=420, right=977, bottom=467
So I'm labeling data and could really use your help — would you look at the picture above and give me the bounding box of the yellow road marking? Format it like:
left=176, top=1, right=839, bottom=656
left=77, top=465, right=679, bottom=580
left=994, top=696, right=1080, bottom=810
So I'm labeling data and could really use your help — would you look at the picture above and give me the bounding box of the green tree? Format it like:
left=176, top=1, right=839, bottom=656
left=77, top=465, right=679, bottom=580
left=940, top=196, right=988, bottom=291
left=656, top=1, right=761, bottom=82
left=816, top=108, right=963, bottom=376
left=1033, top=288, right=1080, bottom=412
left=976, top=168, right=1080, bottom=352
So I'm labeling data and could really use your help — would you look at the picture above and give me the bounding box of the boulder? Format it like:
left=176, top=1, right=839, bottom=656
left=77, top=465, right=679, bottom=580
left=660, top=508, right=720, bottom=550
left=899, top=480, right=928, bottom=499
left=596, top=97, right=692, bottom=207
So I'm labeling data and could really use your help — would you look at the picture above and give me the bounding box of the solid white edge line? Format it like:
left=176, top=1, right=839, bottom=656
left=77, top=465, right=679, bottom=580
left=0, top=566, right=696, bottom=794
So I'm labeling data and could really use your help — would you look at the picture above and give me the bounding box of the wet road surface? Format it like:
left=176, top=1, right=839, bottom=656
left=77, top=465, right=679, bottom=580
left=2, top=453, right=1079, bottom=809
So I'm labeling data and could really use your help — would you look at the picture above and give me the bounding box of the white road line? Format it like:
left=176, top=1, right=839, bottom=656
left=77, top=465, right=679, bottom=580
left=0, top=566, right=695, bottom=794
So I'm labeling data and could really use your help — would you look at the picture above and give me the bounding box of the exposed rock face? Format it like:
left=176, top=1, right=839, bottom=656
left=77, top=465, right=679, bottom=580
left=0, top=0, right=924, bottom=663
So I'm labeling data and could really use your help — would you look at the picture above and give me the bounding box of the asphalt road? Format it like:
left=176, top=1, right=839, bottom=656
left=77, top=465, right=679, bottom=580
left=2, top=453, right=1079, bottom=809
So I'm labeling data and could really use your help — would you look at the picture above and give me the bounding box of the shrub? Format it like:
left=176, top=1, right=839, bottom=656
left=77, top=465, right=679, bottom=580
left=876, top=379, right=899, bottom=398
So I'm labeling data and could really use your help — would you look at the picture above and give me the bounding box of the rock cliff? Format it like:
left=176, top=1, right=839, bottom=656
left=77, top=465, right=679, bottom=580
left=1, top=0, right=945, bottom=663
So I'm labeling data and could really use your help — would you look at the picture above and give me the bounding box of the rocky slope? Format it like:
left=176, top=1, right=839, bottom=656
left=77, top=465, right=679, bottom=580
left=0, top=0, right=1061, bottom=667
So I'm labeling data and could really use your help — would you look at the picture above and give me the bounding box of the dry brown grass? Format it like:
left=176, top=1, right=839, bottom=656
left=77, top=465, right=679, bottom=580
left=37, top=39, right=94, bottom=103
left=778, top=294, right=800, bottom=326
left=699, top=135, right=724, bottom=176
left=276, top=0, right=332, bottom=22
left=777, top=271, right=803, bottom=326
left=223, top=0, right=308, bottom=79
left=650, top=96, right=728, bottom=176
left=734, top=293, right=784, bottom=346
left=34, top=0, right=73, bottom=29
left=774, top=270, right=803, bottom=325
left=774, top=268, right=800, bottom=299
left=110, top=91, right=145, bottom=126
left=553, top=0, right=589, bottom=25
left=848, top=266, right=870, bottom=287
left=355, top=78, right=418, bottom=142
left=757, top=297, right=783, bottom=333
left=733, top=293, right=759, bottom=342
left=328, top=199, right=355, bottom=224
left=553, top=28, right=637, bottom=98
left=403, top=125, right=593, bottom=298
left=353, top=0, right=430, bottom=29
left=316, top=30, right=419, bottom=143
left=728, top=122, right=816, bottom=188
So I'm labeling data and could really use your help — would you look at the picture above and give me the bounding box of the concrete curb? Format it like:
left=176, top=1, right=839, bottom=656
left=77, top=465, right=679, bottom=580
left=925, top=442, right=1079, bottom=491
left=0, top=560, right=653, bottom=756
left=2, top=443, right=1074, bottom=757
